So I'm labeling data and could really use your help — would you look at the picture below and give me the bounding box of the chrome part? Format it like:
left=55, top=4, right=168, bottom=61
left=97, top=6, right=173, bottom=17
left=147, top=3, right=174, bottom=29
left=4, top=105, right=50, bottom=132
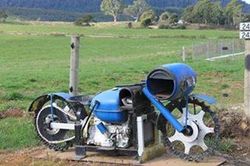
left=45, top=114, right=60, bottom=135
left=87, top=117, right=130, bottom=148
left=137, top=115, right=147, bottom=157
left=50, top=122, right=75, bottom=130
left=121, top=97, right=133, bottom=106
left=52, top=103, right=77, bottom=120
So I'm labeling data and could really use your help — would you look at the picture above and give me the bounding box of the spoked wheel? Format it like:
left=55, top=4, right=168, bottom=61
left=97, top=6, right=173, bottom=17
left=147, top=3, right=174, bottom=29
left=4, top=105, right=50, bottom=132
left=158, top=97, right=220, bottom=161
left=34, top=96, right=79, bottom=151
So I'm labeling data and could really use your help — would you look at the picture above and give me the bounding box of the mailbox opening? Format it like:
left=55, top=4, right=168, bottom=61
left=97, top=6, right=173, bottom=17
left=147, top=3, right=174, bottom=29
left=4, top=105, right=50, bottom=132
left=147, top=70, right=175, bottom=100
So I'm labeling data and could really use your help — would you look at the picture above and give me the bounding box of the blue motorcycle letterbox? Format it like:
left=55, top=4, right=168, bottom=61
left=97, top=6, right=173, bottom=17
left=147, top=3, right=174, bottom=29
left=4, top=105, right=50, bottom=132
left=146, top=63, right=197, bottom=100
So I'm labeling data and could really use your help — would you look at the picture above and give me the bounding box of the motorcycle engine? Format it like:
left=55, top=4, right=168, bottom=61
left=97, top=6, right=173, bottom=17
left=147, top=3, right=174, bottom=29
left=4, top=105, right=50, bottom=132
left=86, top=117, right=131, bottom=148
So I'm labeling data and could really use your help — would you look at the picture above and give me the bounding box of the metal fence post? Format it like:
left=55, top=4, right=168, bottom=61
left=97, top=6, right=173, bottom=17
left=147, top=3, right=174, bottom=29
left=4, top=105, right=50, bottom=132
left=232, top=39, right=235, bottom=60
left=206, top=42, right=209, bottom=59
left=220, top=41, right=223, bottom=56
left=192, top=43, right=194, bottom=60
left=182, top=46, right=186, bottom=62
left=69, top=35, right=80, bottom=96
left=233, top=40, right=235, bottom=55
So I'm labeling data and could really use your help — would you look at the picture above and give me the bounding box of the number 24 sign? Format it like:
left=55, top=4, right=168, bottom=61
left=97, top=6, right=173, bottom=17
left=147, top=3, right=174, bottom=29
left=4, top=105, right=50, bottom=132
left=240, top=22, right=250, bottom=39
left=240, top=22, right=250, bottom=31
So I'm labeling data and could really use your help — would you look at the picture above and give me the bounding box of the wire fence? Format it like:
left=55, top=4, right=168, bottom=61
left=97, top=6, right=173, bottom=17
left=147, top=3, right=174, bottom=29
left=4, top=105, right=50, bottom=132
left=182, top=39, right=245, bottom=61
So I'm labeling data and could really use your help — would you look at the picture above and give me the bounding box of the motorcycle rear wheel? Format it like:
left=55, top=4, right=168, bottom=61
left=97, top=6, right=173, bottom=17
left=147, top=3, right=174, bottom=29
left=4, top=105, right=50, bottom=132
left=34, top=97, right=76, bottom=151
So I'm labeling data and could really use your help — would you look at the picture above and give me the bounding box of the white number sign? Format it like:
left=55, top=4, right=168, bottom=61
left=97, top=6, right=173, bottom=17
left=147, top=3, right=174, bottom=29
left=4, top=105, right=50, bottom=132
left=240, top=31, right=250, bottom=39
left=240, top=22, right=250, bottom=31
left=240, top=22, right=250, bottom=39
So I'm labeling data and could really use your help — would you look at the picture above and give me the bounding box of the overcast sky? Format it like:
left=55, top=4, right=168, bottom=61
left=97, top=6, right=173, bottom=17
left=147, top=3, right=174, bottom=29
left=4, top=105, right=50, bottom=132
left=242, top=0, right=250, bottom=4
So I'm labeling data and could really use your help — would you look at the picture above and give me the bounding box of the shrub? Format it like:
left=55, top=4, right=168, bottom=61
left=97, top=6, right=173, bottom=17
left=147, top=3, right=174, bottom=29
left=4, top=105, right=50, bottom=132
left=159, top=12, right=170, bottom=22
left=0, top=10, right=8, bottom=22
left=169, top=13, right=178, bottom=24
left=141, top=18, right=152, bottom=27
left=127, top=22, right=132, bottom=28
left=139, top=10, right=156, bottom=27
left=172, top=24, right=186, bottom=29
left=74, top=19, right=83, bottom=26
left=158, top=23, right=169, bottom=29
left=74, top=14, right=94, bottom=26
left=158, top=23, right=186, bottom=29
left=139, top=10, right=155, bottom=22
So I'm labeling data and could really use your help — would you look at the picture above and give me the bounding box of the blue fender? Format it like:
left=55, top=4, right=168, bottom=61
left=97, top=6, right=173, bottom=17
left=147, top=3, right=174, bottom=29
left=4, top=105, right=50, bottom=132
left=190, top=94, right=217, bottom=105
left=28, top=92, right=72, bottom=112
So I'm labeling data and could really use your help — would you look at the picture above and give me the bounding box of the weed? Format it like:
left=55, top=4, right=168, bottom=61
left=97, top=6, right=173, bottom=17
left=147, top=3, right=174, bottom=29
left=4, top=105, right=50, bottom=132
left=4, top=92, right=24, bottom=100
left=206, top=137, right=235, bottom=153
left=221, top=84, right=230, bottom=89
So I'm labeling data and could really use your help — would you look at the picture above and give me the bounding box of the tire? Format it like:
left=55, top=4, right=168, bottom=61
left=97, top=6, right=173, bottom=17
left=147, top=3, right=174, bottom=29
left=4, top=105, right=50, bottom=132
left=35, top=106, right=68, bottom=142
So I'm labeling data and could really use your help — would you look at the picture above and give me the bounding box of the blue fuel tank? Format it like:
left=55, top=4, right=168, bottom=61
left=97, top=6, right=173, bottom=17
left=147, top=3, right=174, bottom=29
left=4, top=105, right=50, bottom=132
left=90, top=88, right=128, bottom=123
left=146, top=63, right=197, bottom=100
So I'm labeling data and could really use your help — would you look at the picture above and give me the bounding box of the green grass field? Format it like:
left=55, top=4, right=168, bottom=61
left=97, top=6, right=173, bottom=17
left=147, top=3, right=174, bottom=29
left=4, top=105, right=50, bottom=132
left=0, top=21, right=244, bottom=149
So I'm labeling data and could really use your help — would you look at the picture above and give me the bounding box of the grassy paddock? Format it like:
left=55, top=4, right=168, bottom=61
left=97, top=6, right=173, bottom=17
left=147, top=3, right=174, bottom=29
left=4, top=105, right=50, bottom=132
left=0, top=117, right=39, bottom=149
left=0, top=22, right=244, bottom=149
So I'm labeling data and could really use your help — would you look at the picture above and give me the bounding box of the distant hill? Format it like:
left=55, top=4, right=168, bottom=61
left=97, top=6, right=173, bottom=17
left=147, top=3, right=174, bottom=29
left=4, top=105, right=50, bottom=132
left=0, top=0, right=195, bottom=13
left=0, top=0, right=249, bottom=21
left=4, top=7, right=114, bottom=22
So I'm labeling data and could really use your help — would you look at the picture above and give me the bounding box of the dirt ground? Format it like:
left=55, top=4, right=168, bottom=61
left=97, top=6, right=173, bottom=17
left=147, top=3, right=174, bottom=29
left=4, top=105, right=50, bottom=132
left=1, top=108, right=250, bottom=166
left=0, top=147, right=223, bottom=166
left=0, top=109, right=24, bottom=119
left=0, top=143, right=249, bottom=166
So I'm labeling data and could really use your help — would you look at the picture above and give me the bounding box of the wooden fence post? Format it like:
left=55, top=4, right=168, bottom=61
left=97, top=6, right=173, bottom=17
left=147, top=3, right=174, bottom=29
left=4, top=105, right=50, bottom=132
left=69, top=35, right=80, bottom=96
left=244, top=40, right=250, bottom=118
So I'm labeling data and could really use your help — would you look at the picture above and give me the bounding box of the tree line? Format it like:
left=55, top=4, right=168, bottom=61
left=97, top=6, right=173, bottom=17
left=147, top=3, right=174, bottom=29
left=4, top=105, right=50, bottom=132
left=182, top=0, right=247, bottom=27
left=99, top=0, right=249, bottom=28
left=0, top=0, right=199, bottom=13
left=0, top=0, right=249, bottom=26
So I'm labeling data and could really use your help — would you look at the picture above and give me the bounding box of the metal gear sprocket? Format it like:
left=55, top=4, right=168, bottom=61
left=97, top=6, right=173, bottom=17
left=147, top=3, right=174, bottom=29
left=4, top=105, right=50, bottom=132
left=158, top=97, right=220, bottom=161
